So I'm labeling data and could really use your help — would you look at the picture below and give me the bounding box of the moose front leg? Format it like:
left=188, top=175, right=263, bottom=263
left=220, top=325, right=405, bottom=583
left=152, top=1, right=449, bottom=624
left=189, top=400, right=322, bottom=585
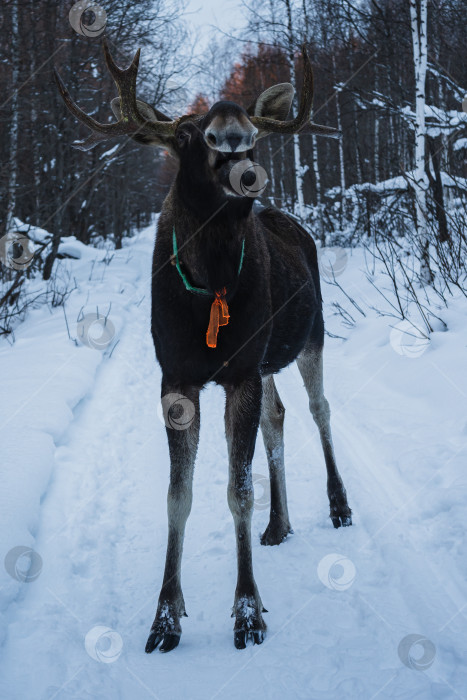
left=225, top=375, right=267, bottom=649
left=145, top=383, right=200, bottom=654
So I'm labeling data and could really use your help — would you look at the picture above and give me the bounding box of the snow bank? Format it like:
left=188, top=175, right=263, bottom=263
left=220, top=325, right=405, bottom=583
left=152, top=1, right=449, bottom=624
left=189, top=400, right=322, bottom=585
left=0, top=220, right=157, bottom=648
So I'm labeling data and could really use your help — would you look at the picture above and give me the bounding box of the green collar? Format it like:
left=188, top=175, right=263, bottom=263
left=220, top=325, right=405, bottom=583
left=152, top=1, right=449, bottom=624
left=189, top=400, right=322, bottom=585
left=172, top=227, right=245, bottom=296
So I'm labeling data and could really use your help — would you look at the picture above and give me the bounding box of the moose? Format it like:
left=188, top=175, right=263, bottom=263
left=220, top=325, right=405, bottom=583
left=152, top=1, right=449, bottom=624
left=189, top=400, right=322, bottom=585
left=55, top=40, right=352, bottom=653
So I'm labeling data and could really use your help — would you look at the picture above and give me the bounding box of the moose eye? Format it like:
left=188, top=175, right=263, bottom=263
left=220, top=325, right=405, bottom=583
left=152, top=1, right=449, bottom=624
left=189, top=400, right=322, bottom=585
left=177, top=130, right=189, bottom=145
left=207, top=133, right=217, bottom=145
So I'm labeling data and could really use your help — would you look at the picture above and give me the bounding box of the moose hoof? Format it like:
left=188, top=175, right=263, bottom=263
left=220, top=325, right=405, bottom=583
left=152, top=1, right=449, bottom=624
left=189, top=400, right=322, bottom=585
left=330, top=503, right=352, bottom=529
left=260, top=521, right=293, bottom=546
left=331, top=513, right=352, bottom=528
left=233, top=594, right=267, bottom=649
left=234, top=629, right=265, bottom=649
left=328, top=480, right=352, bottom=529
left=145, top=599, right=185, bottom=654
left=145, top=631, right=180, bottom=654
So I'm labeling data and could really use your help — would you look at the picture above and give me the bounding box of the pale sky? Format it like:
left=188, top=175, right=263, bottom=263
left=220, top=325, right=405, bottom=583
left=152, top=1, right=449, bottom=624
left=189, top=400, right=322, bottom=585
left=179, top=0, right=248, bottom=99
left=184, top=0, right=245, bottom=41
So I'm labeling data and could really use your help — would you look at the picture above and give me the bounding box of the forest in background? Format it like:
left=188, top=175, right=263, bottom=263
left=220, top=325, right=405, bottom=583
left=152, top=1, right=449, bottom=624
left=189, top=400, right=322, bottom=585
left=0, top=0, right=466, bottom=334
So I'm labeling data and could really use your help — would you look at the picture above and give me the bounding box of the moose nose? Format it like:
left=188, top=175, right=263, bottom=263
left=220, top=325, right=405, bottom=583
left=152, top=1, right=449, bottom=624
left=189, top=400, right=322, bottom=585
left=226, top=134, right=242, bottom=152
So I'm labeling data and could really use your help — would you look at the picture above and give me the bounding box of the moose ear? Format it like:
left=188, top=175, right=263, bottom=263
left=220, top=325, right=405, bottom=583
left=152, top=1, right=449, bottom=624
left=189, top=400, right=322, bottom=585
left=247, top=83, right=295, bottom=121
left=110, top=97, right=177, bottom=154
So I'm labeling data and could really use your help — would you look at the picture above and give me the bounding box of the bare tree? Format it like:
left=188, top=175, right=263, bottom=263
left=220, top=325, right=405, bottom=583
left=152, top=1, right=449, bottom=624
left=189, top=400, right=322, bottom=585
left=409, top=0, right=432, bottom=283
left=4, top=0, right=19, bottom=236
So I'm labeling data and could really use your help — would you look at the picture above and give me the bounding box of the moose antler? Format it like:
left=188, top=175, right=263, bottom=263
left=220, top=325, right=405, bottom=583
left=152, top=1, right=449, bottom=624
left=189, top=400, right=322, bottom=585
left=250, top=46, right=340, bottom=139
left=54, top=39, right=179, bottom=151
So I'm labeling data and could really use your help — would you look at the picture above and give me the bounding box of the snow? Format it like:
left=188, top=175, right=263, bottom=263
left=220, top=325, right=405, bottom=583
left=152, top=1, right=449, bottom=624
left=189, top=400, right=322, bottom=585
left=57, top=236, right=90, bottom=259
left=427, top=65, right=465, bottom=101
left=7, top=217, right=51, bottom=245
left=101, top=144, right=121, bottom=159
left=453, top=138, right=467, bottom=152
left=336, top=171, right=467, bottom=199
left=0, top=220, right=466, bottom=699
left=397, top=102, right=467, bottom=138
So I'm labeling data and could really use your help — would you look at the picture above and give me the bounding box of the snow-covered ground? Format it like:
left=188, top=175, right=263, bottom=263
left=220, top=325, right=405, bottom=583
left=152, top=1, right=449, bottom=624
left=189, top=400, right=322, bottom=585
left=0, top=221, right=466, bottom=700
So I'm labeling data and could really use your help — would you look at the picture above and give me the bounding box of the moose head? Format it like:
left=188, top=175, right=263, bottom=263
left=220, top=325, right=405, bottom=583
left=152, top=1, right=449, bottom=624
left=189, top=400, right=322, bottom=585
left=54, top=40, right=339, bottom=206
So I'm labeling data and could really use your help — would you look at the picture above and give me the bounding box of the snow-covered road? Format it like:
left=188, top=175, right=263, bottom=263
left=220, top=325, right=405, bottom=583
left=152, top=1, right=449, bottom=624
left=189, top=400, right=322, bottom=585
left=1, top=223, right=466, bottom=699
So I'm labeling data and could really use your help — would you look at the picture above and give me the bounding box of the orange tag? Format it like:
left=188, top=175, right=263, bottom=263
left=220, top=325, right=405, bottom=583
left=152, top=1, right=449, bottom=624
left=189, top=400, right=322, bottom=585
left=206, top=287, right=229, bottom=348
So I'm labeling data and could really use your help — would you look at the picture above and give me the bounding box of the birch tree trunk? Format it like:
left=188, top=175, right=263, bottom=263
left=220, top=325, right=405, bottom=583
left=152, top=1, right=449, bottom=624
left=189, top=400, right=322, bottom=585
left=374, top=66, right=380, bottom=183
left=337, top=97, right=346, bottom=199
left=311, top=129, right=324, bottom=243
left=348, top=50, right=362, bottom=184
left=30, top=0, right=41, bottom=216
left=333, top=55, right=346, bottom=230
left=4, top=0, right=19, bottom=235
left=409, top=0, right=432, bottom=284
left=284, top=0, right=306, bottom=221
left=267, top=139, right=276, bottom=205
left=278, top=136, right=287, bottom=208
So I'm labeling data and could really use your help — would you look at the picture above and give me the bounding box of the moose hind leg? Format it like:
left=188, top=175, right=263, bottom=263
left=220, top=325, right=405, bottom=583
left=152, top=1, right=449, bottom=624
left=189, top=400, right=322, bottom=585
left=297, top=331, right=352, bottom=528
left=259, top=375, right=293, bottom=545
left=145, top=384, right=200, bottom=654
left=225, top=376, right=267, bottom=649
